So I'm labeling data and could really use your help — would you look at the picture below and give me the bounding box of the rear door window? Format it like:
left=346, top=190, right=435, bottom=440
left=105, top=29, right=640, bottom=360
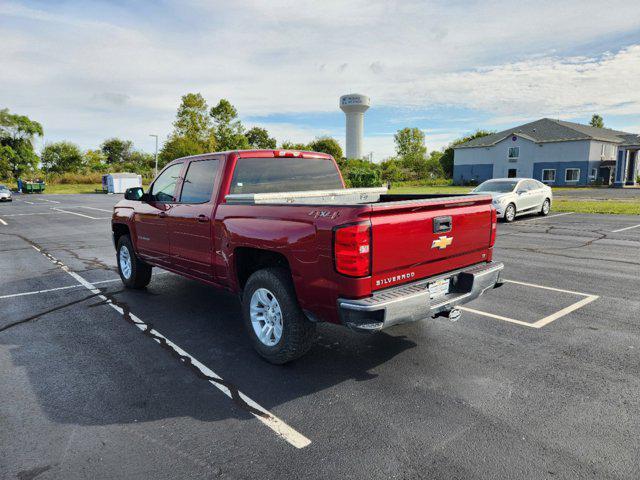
left=230, top=157, right=343, bottom=194
left=179, top=159, right=220, bottom=203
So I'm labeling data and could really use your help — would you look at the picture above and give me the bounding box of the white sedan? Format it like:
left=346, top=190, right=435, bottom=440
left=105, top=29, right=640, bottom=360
left=471, top=178, right=552, bottom=222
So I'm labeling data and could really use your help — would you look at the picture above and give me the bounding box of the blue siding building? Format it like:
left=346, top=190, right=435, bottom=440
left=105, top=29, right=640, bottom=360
left=453, top=118, right=639, bottom=187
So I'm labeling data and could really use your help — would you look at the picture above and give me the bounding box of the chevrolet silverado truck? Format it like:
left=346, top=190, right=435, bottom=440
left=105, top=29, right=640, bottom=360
left=112, top=150, right=503, bottom=363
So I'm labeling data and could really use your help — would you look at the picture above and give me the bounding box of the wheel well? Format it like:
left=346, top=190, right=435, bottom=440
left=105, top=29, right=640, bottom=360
left=235, top=248, right=290, bottom=290
left=112, top=223, right=130, bottom=245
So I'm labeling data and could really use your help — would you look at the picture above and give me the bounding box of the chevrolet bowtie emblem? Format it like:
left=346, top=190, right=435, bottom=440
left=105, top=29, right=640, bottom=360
left=431, top=235, right=453, bottom=250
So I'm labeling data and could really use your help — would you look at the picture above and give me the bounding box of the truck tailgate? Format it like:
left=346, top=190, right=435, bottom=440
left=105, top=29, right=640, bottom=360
left=369, top=196, right=494, bottom=290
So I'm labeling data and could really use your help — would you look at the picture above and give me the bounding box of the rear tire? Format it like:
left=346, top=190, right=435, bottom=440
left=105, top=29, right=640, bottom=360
left=117, top=235, right=152, bottom=289
left=504, top=203, right=516, bottom=223
left=242, top=268, right=316, bottom=364
left=539, top=198, right=551, bottom=216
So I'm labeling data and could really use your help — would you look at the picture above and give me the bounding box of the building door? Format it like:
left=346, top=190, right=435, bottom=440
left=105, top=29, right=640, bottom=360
left=598, top=166, right=611, bottom=185
left=507, top=168, right=517, bottom=178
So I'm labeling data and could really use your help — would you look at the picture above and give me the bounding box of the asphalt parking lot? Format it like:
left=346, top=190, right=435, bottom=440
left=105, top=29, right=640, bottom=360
left=1, top=194, right=639, bottom=479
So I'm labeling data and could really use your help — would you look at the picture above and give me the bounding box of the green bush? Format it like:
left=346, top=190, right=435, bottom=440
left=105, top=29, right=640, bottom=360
left=347, top=167, right=381, bottom=188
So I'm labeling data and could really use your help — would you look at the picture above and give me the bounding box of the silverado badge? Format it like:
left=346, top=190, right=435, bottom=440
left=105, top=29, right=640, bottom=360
left=431, top=235, right=453, bottom=250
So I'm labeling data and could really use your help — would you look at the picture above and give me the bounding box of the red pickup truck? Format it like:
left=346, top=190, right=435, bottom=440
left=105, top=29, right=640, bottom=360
left=112, top=150, right=503, bottom=363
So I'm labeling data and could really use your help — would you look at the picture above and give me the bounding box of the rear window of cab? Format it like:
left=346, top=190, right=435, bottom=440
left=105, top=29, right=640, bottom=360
left=230, top=157, right=342, bottom=194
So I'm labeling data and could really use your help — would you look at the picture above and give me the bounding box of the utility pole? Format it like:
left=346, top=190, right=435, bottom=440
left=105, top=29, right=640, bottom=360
left=149, top=134, right=159, bottom=176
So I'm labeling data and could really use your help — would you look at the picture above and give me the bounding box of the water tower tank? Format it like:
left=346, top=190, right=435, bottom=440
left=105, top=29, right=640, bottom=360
left=339, top=94, right=370, bottom=159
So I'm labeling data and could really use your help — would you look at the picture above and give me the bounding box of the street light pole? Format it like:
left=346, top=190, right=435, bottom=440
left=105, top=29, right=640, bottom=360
left=149, top=134, right=159, bottom=176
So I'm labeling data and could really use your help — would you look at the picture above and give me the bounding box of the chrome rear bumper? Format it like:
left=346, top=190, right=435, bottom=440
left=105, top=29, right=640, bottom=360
left=338, top=262, right=504, bottom=332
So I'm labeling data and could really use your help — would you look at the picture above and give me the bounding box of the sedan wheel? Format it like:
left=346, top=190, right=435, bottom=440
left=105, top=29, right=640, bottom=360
left=504, top=203, right=516, bottom=223
left=540, top=198, right=551, bottom=216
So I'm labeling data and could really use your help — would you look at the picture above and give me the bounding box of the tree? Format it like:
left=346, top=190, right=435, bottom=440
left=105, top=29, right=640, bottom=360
left=41, top=141, right=83, bottom=174
left=173, top=93, right=214, bottom=143
left=245, top=126, right=276, bottom=149
left=439, top=130, right=494, bottom=178
left=0, top=108, right=43, bottom=179
left=280, top=141, right=308, bottom=150
left=210, top=99, right=249, bottom=150
left=83, top=149, right=108, bottom=172
left=308, top=136, right=343, bottom=159
left=394, top=128, right=427, bottom=165
left=159, top=93, right=217, bottom=166
left=101, top=138, right=133, bottom=164
left=590, top=114, right=604, bottom=128
left=159, top=135, right=208, bottom=167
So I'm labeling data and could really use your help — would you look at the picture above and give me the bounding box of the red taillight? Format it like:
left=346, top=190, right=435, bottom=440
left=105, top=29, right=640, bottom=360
left=490, top=206, right=497, bottom=247
left=334, top=223, right=371, bottom=277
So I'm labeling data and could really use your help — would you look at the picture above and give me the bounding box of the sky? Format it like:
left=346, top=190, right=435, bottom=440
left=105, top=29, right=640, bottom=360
left=2, top=0, right=640, bottom=161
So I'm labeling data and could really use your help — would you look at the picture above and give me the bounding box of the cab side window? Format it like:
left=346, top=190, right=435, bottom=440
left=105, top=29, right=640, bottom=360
left=179, top=159, right=220, bottom=203
left=150, top=163, right=183, bottom=202
left=524, top=180, right=539, bottom=190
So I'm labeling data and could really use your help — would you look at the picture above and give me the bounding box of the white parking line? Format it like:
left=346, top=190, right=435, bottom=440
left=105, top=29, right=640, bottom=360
left=51, top=207, right=109, bottom=220
left=0, top=271, right=172, bottom=300
left=0, top=278, right=120, bottom=299
left=0, top=218, right=7, bottom=226
left=458, top=278, right=598, bottom=329
left=28, top=245, right=311, bottom=449
left=0, top=212, right=58, bottom=217
left=79, top=206, right=113, bottom=213
left=611, top=223, right=640, bottom=233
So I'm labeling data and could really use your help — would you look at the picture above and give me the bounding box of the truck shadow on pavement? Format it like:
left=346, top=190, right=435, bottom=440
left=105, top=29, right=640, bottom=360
left=1, top=272, right=419, bottom=428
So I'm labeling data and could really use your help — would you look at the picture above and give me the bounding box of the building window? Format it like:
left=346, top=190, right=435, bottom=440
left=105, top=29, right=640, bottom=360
left=507, top=168, right=517, bottom=178
left=590, top=168, right=597, bottom=179
left=508, top=147, right=519, bottom=160
left=601, top=144, right=606, bottom=158
left=565, top=168, right=580, bottom=182
left=542, top=169, right=556, bottom=182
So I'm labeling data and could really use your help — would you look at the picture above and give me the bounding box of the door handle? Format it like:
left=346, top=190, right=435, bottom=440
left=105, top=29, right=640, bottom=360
left=158, top=211, right=167, bottom=218
left=197, top=214, right=209, bottom=223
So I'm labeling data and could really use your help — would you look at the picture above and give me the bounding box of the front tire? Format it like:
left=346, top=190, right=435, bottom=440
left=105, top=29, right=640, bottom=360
left=504, top=203, right=516, bottom=223
left=539, top=198, right=551, bottom=216
left=242, top=268, right=316, bottom=364
left=117, top=235, right=152, bottom=289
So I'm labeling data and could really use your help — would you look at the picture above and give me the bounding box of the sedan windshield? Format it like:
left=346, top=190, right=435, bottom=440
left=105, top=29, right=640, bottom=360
left=473, top=181, right=518, bottom=193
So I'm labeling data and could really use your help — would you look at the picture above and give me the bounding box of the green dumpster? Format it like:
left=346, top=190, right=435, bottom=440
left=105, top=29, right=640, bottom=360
left=22, top=182, right=46, bottom=194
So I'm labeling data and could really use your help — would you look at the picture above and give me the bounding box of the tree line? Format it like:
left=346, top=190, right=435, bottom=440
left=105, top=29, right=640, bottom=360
left=2, top=98, right=607, bottom=186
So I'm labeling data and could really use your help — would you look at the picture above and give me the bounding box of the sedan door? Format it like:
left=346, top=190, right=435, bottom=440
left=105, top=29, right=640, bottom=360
left=133, top=162, right=184, bottom=266
left=165, top=158, right=221, bottom=280
left=524, top=180, right=545, bottom=210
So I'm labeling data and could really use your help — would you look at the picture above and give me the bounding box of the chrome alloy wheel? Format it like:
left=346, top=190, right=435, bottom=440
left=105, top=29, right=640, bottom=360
left=250, top=288, right=283, bottom=347
left=119, top=245, right=132, bottom=279
left=505, top=204, right=516, bottom=222
left=542, top=199, right=550, bottom=214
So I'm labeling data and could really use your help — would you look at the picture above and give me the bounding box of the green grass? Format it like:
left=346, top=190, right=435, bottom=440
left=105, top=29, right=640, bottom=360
left=43, top=183, right=104, bottom=194
left=41, top=183, right=149, bottom=194
left=552, top=199, right=640, bottom=215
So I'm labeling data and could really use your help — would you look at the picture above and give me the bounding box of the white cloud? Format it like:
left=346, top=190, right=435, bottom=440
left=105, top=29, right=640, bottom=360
left=1, top=0, right=639, bottom=153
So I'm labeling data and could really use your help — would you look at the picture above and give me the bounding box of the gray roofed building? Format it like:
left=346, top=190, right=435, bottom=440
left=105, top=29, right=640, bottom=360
left=453, top=118, right=639, bottom=187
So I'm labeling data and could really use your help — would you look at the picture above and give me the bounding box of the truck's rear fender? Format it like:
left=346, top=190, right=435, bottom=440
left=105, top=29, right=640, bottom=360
left=221, top=217, right=318, bottom=295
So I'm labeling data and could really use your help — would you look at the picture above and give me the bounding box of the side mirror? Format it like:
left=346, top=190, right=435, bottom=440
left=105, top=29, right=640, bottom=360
left=124, top=187, right=144, bottom=201
left=516, top=189, right=525, bottom=195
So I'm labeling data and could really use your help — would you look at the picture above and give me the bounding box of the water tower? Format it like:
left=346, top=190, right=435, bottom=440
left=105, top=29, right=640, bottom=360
left=339, top=93, right=370, bottom=159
